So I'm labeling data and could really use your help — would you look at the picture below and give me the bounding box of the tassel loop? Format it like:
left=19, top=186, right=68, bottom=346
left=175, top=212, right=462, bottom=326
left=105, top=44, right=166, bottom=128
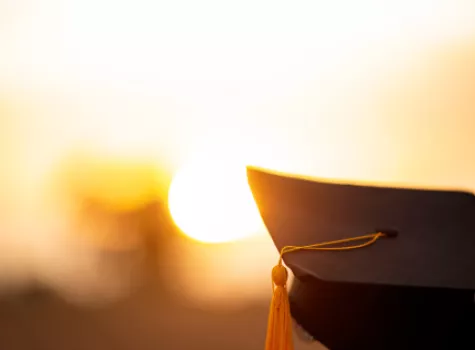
left=264, top=232, right=390, bottom=350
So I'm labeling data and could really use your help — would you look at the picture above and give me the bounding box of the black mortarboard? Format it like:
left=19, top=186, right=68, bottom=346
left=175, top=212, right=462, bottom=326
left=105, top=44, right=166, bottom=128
left=247, top=166, right=475, bottom=350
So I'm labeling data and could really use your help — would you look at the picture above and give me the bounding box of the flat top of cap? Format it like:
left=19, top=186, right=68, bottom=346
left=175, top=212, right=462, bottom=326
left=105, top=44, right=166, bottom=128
left=247, top=166, right=475, bottom=291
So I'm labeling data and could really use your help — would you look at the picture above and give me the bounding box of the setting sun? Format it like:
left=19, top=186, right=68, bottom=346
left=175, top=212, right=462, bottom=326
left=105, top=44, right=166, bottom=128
left=168, top=151, right=264, bottom=244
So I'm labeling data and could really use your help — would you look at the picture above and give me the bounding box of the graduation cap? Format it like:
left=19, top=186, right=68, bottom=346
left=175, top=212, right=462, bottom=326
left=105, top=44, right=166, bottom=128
left=246, top=166, right=475, bottom=350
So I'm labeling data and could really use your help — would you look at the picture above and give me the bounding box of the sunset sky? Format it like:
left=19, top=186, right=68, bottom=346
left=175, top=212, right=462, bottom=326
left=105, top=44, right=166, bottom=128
left=1, top=0, right=475, bottom=304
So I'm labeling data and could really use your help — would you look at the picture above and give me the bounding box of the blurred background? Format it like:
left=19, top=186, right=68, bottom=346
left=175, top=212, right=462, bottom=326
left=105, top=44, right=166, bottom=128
left=0, top=1, right=475, bottom=349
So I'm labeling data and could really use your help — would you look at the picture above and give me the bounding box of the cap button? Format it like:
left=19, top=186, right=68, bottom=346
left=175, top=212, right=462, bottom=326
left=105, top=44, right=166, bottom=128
left=272, top=265, right=288, bottom=286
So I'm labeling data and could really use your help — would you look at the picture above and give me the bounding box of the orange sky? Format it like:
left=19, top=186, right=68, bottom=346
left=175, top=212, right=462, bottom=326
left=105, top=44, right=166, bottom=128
left=1, top=1, right=474, bottom=186
left=1, top=0, right=475, bottom=304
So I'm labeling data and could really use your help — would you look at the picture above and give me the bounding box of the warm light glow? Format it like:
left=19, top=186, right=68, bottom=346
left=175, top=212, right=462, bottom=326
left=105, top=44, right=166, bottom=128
left=168, top=150, right=264, bottom=243
left=1, top=0, right=475, bottom=307
left=56, top=153, right=168, bottom=212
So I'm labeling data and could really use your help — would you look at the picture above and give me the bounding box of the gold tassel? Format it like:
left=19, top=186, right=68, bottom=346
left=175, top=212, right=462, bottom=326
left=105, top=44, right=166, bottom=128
left=265, top=263, right=294, bottom=350
left=263, top=232, right=392, bottom=350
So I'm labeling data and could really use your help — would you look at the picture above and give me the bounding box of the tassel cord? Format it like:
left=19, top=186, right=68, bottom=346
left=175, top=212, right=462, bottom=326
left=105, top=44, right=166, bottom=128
left=265, top=232, right=389, bottom=350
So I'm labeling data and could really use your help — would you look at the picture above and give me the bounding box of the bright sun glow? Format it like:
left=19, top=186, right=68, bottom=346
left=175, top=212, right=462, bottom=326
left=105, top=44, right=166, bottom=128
left=168, top=152, right=264, bottom=244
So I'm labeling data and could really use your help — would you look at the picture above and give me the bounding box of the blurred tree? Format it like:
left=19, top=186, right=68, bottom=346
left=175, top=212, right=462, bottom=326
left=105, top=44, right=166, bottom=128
left=50, top=151, right=178, bottom=291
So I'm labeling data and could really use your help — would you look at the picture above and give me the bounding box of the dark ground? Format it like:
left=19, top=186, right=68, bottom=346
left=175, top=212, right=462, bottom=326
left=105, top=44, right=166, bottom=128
left=0, top=201, right=322, bottom=350
left=0, top=277, right=272, bottom=350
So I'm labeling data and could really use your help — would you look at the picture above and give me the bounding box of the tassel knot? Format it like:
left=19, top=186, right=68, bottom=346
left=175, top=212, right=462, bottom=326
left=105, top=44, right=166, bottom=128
left=272, top=264, right=288, bottom=287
